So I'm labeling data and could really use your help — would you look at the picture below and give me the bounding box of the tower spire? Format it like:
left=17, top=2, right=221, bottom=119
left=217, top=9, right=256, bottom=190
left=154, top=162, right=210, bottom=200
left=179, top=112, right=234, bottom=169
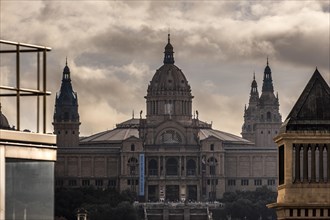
left=249, top=72, right=259, bottom=103
left=262, top=57, right=274, bottom=93
left=163, top=34, right=175, bottom=64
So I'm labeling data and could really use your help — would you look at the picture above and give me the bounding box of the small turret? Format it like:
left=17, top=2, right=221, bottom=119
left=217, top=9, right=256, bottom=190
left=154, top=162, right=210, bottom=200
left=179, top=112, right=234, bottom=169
left=249, top=72, right=259, bottom=103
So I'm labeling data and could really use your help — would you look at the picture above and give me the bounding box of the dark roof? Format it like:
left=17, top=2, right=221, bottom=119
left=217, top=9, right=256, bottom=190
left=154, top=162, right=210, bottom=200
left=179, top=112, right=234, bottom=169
left=281, top=69, right=330, bottom=132
left=80, top=128, right=139, bottom=143
left=198, top=129, right=252, bottom=144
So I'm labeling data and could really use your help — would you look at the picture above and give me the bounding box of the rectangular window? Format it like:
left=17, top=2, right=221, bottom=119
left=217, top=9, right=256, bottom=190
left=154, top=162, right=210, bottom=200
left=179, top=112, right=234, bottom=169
left=55, top=179, right=64, bottom=187
left=95, top=179, right=103, bottom=186
left=210, top=144, right=214, bottom=151
left=279, top=145, right=284, bottom=185
left=68, top=179, right=77, bottom=186
left=82, top=179, right=90, bottom=186
left=241, top=179, right=249, bottom=186
left=127, top=179, right=138, bottom=185
left=254, top=179, right=262, bottom=186
left=5, top=159, right=55, bottom=220
left=268, top=179, right=276, bottom=186
left=108, top=180, right=116, bottom=188
left=208, top=179, right=218, bottom=185
left=228, top=179, right=236, bottom=186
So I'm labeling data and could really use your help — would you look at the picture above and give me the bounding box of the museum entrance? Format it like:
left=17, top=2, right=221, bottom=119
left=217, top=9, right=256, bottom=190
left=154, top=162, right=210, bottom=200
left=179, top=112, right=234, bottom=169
left=187, top=185, right=197, bottom=201
left=166, top=185, right=179, bottom=201
left=148, top=185, right=158, bottom=202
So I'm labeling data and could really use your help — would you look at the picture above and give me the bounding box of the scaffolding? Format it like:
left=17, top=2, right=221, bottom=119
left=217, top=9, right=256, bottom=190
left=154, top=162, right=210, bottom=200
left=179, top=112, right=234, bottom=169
left=0, top=40, right=52, bottom=133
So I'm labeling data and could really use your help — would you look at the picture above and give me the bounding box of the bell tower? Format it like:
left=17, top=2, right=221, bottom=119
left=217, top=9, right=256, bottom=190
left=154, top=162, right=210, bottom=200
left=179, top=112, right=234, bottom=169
left=53, top=60, right=80, bottom=147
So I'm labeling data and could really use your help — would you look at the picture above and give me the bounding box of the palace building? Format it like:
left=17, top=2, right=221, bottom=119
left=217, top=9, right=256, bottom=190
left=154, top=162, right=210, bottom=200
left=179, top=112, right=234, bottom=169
left=54, top=35, right=280, bottom=201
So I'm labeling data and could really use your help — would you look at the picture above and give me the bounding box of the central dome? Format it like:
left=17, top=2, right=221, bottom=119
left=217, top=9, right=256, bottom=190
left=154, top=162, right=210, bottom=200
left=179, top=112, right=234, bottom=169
left=147, top=34, right=191, bottom=95
left=148, top=64, right=191, bottom=94
left=145, top=34, right=193, bottom=121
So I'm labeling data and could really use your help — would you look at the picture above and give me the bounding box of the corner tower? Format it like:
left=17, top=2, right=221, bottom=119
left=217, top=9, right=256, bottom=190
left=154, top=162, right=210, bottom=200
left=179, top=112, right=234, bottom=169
left=145, top=34, right=193, bottom=124
left=242, top=59, right=282, bottom=147
left=242, top=73, right=259, bottom=141
left=53, top=61, right=80, bottom=147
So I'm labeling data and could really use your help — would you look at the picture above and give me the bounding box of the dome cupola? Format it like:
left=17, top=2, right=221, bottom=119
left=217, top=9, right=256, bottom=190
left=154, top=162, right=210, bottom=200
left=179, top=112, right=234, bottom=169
left=145, top=35, right=193, bottom=122
left=164, top=34, right=174, bottom=64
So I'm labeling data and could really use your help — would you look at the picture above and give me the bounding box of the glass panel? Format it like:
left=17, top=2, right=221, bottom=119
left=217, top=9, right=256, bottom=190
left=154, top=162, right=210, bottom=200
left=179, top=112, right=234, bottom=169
left=6, top=159, right=54, bottom=220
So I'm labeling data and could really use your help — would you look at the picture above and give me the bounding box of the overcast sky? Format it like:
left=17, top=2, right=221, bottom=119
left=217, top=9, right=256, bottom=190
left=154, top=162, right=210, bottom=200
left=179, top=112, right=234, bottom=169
left=1, top=1, right=329, bottom=137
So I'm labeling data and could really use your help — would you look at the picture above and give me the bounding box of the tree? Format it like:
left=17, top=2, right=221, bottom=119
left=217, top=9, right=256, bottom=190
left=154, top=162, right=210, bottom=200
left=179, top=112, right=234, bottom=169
left=55, top=187, right=141, bottom=220
left=213, top=186, right=277, bottom=220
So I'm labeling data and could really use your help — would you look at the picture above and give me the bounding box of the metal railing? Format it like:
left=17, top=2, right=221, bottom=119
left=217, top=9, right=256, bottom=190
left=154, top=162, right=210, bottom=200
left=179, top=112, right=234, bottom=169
left=0, top=40, right=52, bottom=133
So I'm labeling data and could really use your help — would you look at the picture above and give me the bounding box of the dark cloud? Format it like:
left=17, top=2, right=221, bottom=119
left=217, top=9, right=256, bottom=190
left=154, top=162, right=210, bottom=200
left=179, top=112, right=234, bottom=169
left=1, top=1, right=329, bottom=136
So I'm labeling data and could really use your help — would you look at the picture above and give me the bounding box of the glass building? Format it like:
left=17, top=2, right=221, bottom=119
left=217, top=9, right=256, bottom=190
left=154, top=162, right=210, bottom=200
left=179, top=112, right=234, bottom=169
left=0, top=40, right=56, bottom=220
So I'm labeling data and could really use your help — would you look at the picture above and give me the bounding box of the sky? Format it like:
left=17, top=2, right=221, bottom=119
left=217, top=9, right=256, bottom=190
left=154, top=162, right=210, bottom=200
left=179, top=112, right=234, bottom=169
left=1, top=0, right=329, bottom=137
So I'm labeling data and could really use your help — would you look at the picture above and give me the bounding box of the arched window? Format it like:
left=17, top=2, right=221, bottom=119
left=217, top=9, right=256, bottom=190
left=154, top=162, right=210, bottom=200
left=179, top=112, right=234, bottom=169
left=148, top=159, right=158, bottom=176
left=186, top=159, right=196, bottom=176
left=159, top=130, right=182, bottom=144
left=166, top=158, right=178, bottom=175
left=267, top=112, right=271, bottom=121
left=128, top=157, right=138, bottom=175
left=207, top=157, right=217, bottom=175
left=64, top=112, right=69, bottom=121
left=131, top=144, right=135, bottom=151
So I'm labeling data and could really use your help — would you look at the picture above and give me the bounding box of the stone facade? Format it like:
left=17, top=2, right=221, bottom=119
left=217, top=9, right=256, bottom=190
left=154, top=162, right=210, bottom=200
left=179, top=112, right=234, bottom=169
left=54, top=35, right=279, bottom=201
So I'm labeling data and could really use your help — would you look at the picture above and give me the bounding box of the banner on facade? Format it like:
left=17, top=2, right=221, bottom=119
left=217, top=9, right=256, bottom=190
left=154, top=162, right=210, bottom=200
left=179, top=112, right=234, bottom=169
left=139, top=153, right=145, bottom=196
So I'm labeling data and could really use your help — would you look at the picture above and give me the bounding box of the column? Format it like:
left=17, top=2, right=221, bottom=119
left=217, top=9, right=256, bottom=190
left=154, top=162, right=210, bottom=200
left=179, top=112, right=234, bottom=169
left=92, top=157, right=95, bottom=178
left=158, top=156, right=161, bottom=176
left=295, top=144, right=301, bottom=182
left=120, top=155, right=124, bottom=175
left=311, top=145, right=316, bottom=182
left=156, top=100, right=158, bottom=115
left=319, top=145, right=324, bottom=182
left=303, top=145, right=309, bottom=182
